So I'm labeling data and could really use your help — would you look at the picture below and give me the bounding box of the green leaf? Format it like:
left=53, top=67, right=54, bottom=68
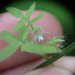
left=22, top=25, right=30, bottom=41
left=33, top=26, right=42, bottom=34
left=47, top=36, right=65, bottom=45
left=40, top=44, right=62, bottom=53
left=12, top=20, right=25, bottom=31
left=25, top=2, right=35, bottom=19
left=0, top=31, right=21, bottom=44
left=39, top=32, right=47, bottom=36
left=18, top=25, right=30, bottom=41
left=55, top=36, right=64, bottom=39
left=18, top=25, right=26, bottom=38
left=50, top=39, right=65, bottom=43
left=0, top=42, right=21, bottom=61
left=6, top=7, right=25, bottom=19
left=0, top=33, right=1, bottom=38
left=21, top=42, right=41, bottom=54
left=31, top=12, right=44, bottom=24
left=21, top=42, right=62, bottom=54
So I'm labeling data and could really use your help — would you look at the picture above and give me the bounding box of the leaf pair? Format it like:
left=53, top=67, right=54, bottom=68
left=21, top=42, right=62, bottom=54
left=0, top=31, right=62, bottom=61
left=6, top=2, right=35, bottom=20
left=7, top=2, right=44, bottom=32
left=0, top=31, right=21, bottom=61
left=0, top=28, right=30, bottom=61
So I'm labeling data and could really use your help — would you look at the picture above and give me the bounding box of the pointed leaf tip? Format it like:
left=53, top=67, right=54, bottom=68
left=25, top=2, right=35, bottom=19
left=0, top=30, right=20, bottom=44
left=31, top=12, right=44, bottom=24
left=6, top=7, right=25, bottom=19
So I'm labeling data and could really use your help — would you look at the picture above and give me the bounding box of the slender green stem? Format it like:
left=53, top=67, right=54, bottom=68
left=41, top=54, right=54, bottom=66
left=28, top=21, right=34, bottom=30
left=31, top=24, right=34, bottom=30
left=41, top=54, right=49, bottom=60
left=34, top=42, right=75, bottom=69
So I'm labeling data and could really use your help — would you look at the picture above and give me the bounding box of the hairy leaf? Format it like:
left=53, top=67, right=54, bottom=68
left=49, top=39, right=64, bottom=44
left=18, top=25, right=30, bottom=41
left=55, top=36, right=64, bottom=39
left=40, top=32, right=48, bottom=35
left=21, top=42, right=41, bottom=54
left=22, top=25, right=30, bottom=41
left=0, top=31, right=21, bottom=44
left=31, top=12, right=44, bottom=24
left=33, top=26, right=42, bottom=34
left=25, top=2, right=35, bottom=19
left=18, top=25, right=26, bottom=38
left=6, top=7, right=25, bottom=19
left=40, top=44, right=62, bottom=53
left=0, top=42, right=21, bottom=61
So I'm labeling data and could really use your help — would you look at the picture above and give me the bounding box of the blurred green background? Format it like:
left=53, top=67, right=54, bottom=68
left=0, top=0, right=75, bottom=56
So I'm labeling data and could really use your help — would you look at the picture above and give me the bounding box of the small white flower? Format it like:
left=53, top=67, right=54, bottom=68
left=38, top=36, right=44, bottom=42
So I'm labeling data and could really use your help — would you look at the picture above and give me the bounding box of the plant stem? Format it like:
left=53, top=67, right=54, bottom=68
left=41, top=54, right=49, bottom=60
left=41, top=54, right=54, bottom=66
left=28, top=21, right=34, bottom=30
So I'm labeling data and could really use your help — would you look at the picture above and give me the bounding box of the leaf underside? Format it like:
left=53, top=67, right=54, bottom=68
left=22, top=25, right=30, bottom=41
left=6, top=7, right=25, bottom=19
left=25, top=2, right=35, bottom=19
left=0, top=42, right=21, bottom=61
left=31, top=12, right=44, bottom=24
left=18, top=25, right=26, bottom=39
left=39, top=44, right=62, bottom=53
left=21, top=42, right=62, bottom=54
left=21, top=42, right=41, bottom=54
left=0, top=31, right=21, bottom=44
left=50, top=39, right=64, bottom=43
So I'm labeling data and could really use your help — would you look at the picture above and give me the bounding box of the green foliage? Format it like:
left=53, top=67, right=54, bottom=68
left=6, top=7, right=25, bottom=19
left=18, top=25, right=26, bottom=39
left=21, top=42, right=41, bottom=54
left=31, top=12, right=44, bottom=24
left=0, top=31, right=21, bottom=44
left=0, top=2, right=67, bottom=63
left=33, top=26, right=42, bottom=34
left=47, top=36, right=65, bottom=46
left=34, top=42, right=75, bottom=69
left=0, top=42, right=21, bottom=61
left=12, top=20, right=25, bottom=31
left=25, top=2, right=35, bottom=20
left=22, top=25, right=30, bottom=41
left=21, top=42, right=62, bottom=54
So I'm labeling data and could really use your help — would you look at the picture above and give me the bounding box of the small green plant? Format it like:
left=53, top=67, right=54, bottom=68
left=0, top=2, right=64, bottom=61
left=0, top=2, right=75, bottom=69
